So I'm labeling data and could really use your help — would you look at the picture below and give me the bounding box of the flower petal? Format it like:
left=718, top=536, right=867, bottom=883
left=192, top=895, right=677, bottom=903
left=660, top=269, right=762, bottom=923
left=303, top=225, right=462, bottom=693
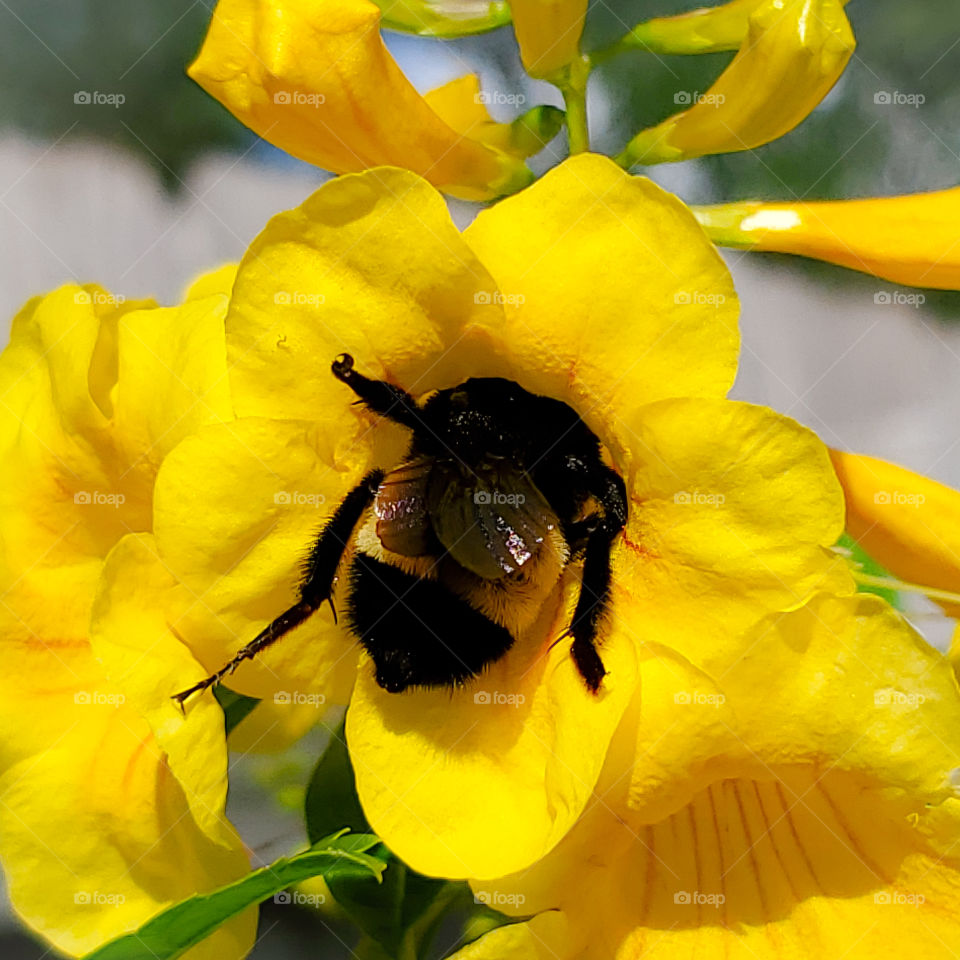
left=183, top=262, right=238, bottom=300
left=0, top=562, right=252, bottom=956
left=153, top=418, right=365, bottom=701
left=829, top=449, right=960, bottom=615
left=695, top=189, right=960, bottom=289
left=226, top=695, right=324, bottom=753
left=614, top=397, right=849, bottom=666
left=423, top=75, right=562, bottom=158
left=613, top=595, right=960, bottom=823
left=466, top=595, right=960, bottom=959
left=89, top=533, right=235, bottom=841
left=618, top=0, right=854, bottom=166
left=462, top=154, right=739, bottom=459
left=509, top=0, right=586, bottom=76
left=450, top=911, right=568, bottom=958
left=473, top=773, right=960, bottom=960
left=345, top=574, right=639, bottom=879
left=189, top=0, right=532, bottom=199
left=0, top=686, right=254, bottom=958
left=225, top=166, right=504, bottom=423
left=0, top=285, right=231, bottom=634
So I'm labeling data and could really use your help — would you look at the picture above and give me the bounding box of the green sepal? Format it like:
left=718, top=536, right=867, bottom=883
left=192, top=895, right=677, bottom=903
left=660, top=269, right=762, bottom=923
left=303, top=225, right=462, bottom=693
left=374, top=0, right=511, bottom=38
left=509, top=105, right=565, bottom=156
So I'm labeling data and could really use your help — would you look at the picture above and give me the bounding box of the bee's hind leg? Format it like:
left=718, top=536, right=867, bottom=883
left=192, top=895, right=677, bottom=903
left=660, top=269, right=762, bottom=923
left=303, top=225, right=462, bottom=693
left=564, top=466, right=627, bottom=693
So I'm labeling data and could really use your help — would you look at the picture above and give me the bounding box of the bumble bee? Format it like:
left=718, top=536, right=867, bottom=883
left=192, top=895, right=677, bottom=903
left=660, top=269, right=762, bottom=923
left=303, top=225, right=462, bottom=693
left=174, top=354, right=626, bottom=704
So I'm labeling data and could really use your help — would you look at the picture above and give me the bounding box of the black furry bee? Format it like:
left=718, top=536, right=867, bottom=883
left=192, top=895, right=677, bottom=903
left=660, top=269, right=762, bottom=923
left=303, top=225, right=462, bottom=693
left=174, top=354, right=626, bottom=704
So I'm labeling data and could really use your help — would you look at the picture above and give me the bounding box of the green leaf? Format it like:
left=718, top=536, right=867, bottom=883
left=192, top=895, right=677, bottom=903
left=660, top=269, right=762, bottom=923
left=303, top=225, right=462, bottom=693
left=373, top=0, right=511, bottom=37
left=305, top=722, right=371, bottom=842
left=81, top=832, right=385, bottom=960
left=214, top=685, right=260, bottom=737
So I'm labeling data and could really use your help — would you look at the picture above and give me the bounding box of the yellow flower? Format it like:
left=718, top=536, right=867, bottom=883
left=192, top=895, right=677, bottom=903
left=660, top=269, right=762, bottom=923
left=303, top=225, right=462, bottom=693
left=695, top=189, right=960, bottom=289
left=617, top=0, right=855, bottom=167
left=188, top=0, right=543, bottom=200
left=153, top=154, right=848, bottom=881
left=509, top=0, right=586, bottom=76
left=454, top=594, right=960, bottom=959
left=0, top=283, right=254, bottom=956
left=829, top=449, right=960, bottom=616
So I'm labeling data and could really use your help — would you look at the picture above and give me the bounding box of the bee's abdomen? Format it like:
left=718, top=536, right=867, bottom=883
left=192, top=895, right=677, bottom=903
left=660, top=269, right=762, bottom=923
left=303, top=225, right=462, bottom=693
left=345, top=553, right=515, bottom=693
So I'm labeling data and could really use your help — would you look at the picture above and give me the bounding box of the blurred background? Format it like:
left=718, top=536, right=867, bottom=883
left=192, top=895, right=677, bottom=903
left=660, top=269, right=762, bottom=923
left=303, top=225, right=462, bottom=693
left=2, top=0, right=960, bottom=955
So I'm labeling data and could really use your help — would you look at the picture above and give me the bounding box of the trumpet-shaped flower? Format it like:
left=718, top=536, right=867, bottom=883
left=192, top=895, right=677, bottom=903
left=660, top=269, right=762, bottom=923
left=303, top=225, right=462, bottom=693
left=0, top=284, right=254, bottom=956
left=829, top=449, right=960, bottom=616
left=617, top=0, right=854, bottom=167
left=189, top=0, right=542, bottom=200
left=695, top=189, right=960, bottom=289
left=151, top=154, right=849, bottom=882
left=454, top=594, right=960, bottom=959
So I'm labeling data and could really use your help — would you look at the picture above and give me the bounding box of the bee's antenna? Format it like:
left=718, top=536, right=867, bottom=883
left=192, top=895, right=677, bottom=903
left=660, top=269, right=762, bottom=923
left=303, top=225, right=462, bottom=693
left=332, top=354, right=427, bottom=433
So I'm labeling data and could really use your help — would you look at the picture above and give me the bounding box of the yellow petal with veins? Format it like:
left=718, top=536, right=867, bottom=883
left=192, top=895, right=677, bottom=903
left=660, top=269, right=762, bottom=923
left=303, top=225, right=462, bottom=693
left=454, top=594, right=960, bottom=959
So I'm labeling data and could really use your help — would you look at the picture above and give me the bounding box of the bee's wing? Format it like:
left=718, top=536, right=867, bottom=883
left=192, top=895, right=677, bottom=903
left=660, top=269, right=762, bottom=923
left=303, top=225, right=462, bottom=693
left=427, top=463, right=555, bottom=580
left=374, top=458, right=436, bottom=557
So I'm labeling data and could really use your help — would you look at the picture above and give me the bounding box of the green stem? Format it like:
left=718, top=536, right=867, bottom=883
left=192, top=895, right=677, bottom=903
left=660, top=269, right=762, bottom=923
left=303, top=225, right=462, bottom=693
left=555, top=55, right=591, bottom=154
left=852, top=571, right=960, bottom=608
